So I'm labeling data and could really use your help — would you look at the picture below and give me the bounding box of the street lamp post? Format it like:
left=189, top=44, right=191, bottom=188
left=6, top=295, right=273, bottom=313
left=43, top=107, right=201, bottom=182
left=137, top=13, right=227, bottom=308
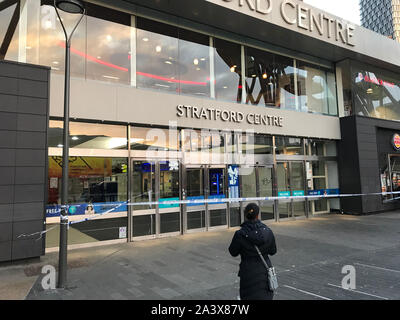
left=54, top=0, right=85, bottom=289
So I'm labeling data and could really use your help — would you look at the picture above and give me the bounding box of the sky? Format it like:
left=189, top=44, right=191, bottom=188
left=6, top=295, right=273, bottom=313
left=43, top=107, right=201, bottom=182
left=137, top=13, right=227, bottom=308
left=304, top=0, right=361, bottom=25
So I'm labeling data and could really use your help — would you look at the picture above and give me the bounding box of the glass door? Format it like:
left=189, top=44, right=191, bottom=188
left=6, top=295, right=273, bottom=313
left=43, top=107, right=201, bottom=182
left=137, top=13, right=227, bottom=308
left=208, top=167, right=228, bottom=228
left=131, top=161, right=156, bottom=238
left=277, top=162, right=291, bottom=219
left=258, top=166, right=274, bottom=221
left=184, top=167, right=206, bottom=232
left=290, top=162, right=306, bottom=217
left=159, top=161, right=181, bottom=235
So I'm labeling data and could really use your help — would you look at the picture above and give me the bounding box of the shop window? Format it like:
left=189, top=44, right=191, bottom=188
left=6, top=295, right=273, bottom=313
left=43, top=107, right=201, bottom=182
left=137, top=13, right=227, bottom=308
left=46, top=156, right=128, bottom=248
left=178, top=28, right=210, bottom=97
left=136, top=17, right=211, bottom=97
left=130, top=126, right=179, bottom=152
left=48, top=120, right=128, bottom=150
left=136, top=17, right=179, bottom=93
left=85, top=5, right=131, bottom=84
left=242, top=134, right=272, bottom=155
left=0, top=0, right=42, bottom=63
left=214, top=38, right=242, bottom=103
left=245, top=46, right=296, bottom=109
left=275, top=136, right=303, bottom=155
left=351, top=61, right=400, bottom=121
left=39, top=2, right=86, bottom=78
left=305, top=139, right=338, bottom=156
left=296, top=61, right=338, bottom=116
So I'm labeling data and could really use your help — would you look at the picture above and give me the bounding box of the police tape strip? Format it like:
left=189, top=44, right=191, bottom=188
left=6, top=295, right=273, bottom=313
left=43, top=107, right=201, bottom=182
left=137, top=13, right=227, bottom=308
left=18, top=191, right=400, bottom=241
left=60, top=190, right=400, bottom=208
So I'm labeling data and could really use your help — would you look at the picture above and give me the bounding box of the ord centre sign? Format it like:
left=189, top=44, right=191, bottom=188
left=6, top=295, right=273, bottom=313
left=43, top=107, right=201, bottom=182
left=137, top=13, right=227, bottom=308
left=221, top=0, right=356, bottom=46
left=177, top=104, right=284, bottom=127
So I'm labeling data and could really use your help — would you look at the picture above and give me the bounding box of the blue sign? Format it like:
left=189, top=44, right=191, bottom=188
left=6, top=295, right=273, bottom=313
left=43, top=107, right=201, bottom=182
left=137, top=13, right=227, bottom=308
left=278, top=191, right=291, bottom=197
left=159, top=197, right=180, bottom=209
left=307, top=189, right=340, bottom=196
left=228, top=165, right=240, bottom=199
left=46, top=202, right=127, bottom=218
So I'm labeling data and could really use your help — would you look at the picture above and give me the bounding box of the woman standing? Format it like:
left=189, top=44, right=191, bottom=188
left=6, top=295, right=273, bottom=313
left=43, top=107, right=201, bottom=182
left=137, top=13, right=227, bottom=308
left=229, top=203, right=277, bottom=300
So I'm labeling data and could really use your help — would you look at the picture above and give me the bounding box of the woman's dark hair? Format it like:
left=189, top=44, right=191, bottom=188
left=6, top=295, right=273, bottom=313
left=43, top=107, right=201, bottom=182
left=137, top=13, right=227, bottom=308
left=245, top=203, right=260, bottom=221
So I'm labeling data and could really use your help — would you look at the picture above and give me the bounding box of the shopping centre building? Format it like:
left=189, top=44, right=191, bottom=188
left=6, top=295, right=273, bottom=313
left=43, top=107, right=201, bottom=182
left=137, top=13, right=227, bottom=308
left=2, top=0, right=400, bottom=261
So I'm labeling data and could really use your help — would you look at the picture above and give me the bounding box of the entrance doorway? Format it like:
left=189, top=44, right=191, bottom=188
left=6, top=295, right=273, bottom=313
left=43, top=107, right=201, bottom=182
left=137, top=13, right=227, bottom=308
left=240, top=165, right=274, bottom=222
left=277, top=162, right=306, bottom=220
left=182, top=165, right=228, bottom=233
left=131, top=160, right=181, bottom=239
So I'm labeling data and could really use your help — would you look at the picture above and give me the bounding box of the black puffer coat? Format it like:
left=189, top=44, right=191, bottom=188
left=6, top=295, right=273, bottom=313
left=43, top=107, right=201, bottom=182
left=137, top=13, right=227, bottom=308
left=229, top=220, right=277, bottom=300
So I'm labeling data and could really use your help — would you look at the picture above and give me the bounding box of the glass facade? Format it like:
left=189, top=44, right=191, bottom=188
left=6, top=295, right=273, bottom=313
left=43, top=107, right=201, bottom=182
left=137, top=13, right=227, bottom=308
left=0, top=0, right=338, bottom=117
left=49, top=120, right=128, bottom=149
left=349, top=60, right=400, bottom=121
left=44, top=120, right=340, bottom=247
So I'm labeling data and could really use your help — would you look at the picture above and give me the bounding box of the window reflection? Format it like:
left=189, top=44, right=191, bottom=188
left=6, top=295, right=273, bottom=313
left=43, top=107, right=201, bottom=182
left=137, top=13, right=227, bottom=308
left=48, top=156, right=128, bottom=205
left=130, top=127, right=179, bottom=151
left=136, top=18, right=179, bottom=93
left=297, top=61, right=337, bottom=115
left=39, top=4, right=86, bottom=78
left=275, top=136, right=303, bottom=155
left=49, top=120, right=128, bottom=149
left=136, top=18, right=211, bottom=97
left=352, top=61, right=400, bottom=121
left=86, top=6, right=131, bottom=84
left=214, top=38, right=242, bottom=103
left=245, top=47, right=296, bottom=109
left=178, top=28, right=210, bottom=97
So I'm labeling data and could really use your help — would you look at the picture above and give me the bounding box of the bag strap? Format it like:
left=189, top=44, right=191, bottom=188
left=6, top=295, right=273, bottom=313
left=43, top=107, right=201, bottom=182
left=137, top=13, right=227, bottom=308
left=254, top=245, right=272, bottom=269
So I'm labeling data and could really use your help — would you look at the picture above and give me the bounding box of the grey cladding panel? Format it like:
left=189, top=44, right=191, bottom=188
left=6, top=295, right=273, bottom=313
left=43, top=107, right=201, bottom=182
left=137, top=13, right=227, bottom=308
left=0, top=94, right=18, bottom=112
left=0, top=204, right=13, bottom=223
left=17, top=114, right=47, bottom=132
left=14, top=185, right=44, bottom=203
left=18, top=79, right=48, bottom=99
left=0, top=222, right=12, bottom=242
left=12, top=238, right=44, bottom=261
left=0, top=77, right=18, bottom=95
left=0, top=241, right=11, bottom=262
left=0, top=167, right=15, bottom=185
left=13, top=202, right=44, bottom=222
left=15, top=149, right=46, bottom=167
left=18, top=96, right=48, bottom=115
left=0, top=61, right=49, bottom=262
left=0, top=112, right=17, bottom=130
left=0, top=186, right=14, bottom=204
left=15, top=167, right=45, bottom=185
left=16, top=131, right=46, bottom=149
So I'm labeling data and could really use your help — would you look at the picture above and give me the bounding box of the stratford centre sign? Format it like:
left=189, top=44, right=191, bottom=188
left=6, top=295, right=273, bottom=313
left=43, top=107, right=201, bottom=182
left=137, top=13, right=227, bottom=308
left=177, top=104, right=284, bottom=127
left=221, top=0, right=356, bottom=46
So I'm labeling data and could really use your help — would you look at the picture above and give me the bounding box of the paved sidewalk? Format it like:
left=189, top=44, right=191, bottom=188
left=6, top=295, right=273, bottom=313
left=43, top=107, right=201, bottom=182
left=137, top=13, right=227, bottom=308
left=5, top=212, right=400, bottom=300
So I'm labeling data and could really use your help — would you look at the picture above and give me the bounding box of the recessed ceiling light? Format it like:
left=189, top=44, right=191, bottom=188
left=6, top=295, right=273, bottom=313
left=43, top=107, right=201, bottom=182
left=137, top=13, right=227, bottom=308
left=156, top=45, right=162, bottom=53
left=262, top=73, right=268, bottom=79
left=57, top=144, right=63, bottom=148
left=165, top=61, right=172, bottom=64
left=142, top=38, right=149, bottom=42
left=230, top=65, right=237, bottom=72
left=193, top=58, right=199, bottom=65
left=72, top=136, right=79, bottom=141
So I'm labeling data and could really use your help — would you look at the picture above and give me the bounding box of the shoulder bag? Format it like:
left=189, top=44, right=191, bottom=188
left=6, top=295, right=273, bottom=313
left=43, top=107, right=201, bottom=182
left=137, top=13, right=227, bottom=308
left=254, top=245, right=279, bottom=291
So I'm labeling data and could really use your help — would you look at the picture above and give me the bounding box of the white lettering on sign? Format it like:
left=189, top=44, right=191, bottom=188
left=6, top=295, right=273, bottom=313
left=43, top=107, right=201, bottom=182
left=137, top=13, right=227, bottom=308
left=177, top=105, right=283, bottom=127
left=222, top=0, right=356, bottom=47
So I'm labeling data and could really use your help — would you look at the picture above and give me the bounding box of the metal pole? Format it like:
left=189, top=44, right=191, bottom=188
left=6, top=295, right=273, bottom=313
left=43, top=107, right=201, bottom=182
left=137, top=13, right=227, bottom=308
left=58, top=40, right=71, bottom=289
